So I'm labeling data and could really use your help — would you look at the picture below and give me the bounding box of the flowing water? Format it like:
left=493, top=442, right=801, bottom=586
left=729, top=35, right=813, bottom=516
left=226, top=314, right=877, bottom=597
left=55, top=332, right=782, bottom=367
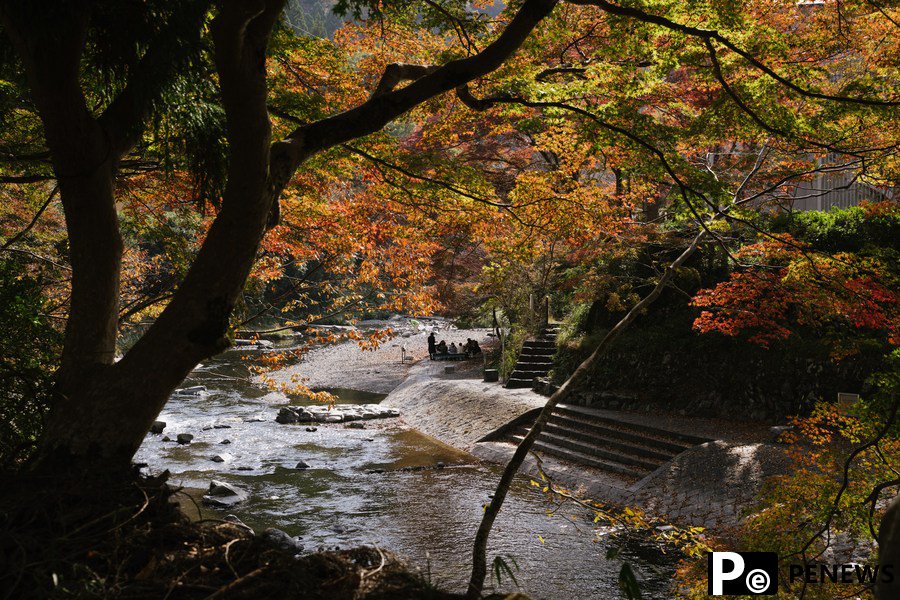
left=136, top=346, right=677, bottom=599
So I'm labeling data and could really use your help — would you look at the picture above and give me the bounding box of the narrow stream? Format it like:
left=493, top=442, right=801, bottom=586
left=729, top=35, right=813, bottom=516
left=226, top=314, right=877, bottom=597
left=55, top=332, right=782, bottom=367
left=136, top=346, right=677, bottom=599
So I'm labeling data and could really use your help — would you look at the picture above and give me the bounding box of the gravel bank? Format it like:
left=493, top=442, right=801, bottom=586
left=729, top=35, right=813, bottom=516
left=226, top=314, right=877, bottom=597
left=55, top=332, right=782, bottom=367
left=266, top=324, right=492, bottom=395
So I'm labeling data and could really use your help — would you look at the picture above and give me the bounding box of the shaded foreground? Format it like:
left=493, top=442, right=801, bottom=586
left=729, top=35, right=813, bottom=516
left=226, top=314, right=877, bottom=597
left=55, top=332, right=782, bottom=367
left=0, top=471, right=461, bottom=599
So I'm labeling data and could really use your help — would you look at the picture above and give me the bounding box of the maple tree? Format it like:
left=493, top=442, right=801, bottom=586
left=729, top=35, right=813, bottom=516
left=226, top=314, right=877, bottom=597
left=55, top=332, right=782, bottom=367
left=0, top=0, right=898, bottom=597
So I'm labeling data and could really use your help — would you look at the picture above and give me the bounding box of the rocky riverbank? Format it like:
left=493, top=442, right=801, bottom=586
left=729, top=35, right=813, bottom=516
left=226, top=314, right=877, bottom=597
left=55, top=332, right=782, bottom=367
left=264, top=324, right=790, bottom=532
left=265, top=319, right=488, bottom=394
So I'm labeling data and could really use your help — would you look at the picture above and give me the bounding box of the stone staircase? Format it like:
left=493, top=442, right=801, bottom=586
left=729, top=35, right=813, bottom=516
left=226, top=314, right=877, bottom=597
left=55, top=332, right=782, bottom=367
left=499, top=403, right=711, bottom=482
left=505, top=325, right=559, bottom=390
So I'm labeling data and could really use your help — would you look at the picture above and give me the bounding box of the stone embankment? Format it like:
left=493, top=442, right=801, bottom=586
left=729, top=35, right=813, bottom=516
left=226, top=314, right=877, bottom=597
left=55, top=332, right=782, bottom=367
left=383, top=360, right=547, bottom=450
left=265, top=321, right=792, bottom=530
left=382, top=351, right=791, bottom=529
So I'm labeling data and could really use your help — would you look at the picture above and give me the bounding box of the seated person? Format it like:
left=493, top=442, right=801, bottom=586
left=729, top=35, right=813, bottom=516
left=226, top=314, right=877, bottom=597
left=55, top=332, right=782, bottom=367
left=462, top=339, right=473, bottom=355
left=448, top=342, right=458, bottom=354
left=436, top=340, right=448, bottom=354
left=469, top=340, right=481, bottom=355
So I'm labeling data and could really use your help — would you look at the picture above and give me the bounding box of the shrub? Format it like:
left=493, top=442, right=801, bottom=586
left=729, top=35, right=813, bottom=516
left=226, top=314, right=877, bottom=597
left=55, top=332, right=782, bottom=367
left=0, top=258, right=62, bottom=467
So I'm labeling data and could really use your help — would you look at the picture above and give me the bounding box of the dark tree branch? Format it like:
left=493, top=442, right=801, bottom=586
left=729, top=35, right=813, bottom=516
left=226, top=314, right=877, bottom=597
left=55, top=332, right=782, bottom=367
left=0, top=173, right=55, bottom=184
left=97, top=1, right=210, bottom=161
left=535, top=64, right=588, bottom=81
left=269, top=0, right=559, bottom=181
left=369, top=63, right=440, bottom=99
left=0, top=185, right=58, bottom=253
left=567, top=0, right=900, bottom=107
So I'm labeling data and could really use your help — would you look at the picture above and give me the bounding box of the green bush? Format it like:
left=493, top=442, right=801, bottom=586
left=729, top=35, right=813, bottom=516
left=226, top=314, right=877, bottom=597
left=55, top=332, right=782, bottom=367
left=0, top=258, right=62, bottom=467
left=771, top=203, right=900, bottom=252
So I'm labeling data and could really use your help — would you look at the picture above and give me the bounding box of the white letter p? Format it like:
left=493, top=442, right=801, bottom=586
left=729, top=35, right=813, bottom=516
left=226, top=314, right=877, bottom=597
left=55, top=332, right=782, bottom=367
left=711, top=552, right=745, bottom=595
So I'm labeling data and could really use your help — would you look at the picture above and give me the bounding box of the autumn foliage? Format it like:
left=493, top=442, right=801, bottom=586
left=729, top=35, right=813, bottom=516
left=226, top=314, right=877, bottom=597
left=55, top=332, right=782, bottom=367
left=691, top=205, right=900, bottom=354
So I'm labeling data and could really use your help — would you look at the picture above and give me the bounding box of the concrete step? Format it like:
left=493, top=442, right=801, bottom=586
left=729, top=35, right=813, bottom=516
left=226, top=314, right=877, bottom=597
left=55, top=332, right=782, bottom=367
left=505, top=378, right=535, bottom=389
left=529, top=431, right=661, bottom=471
left=555, top=404, right=711, bottom=447
left=519, top=349, right=555, bottom=359
left=512, top=363, right=551, bottom=372
left=511, top=369, right=551, bottom=379
left=525, top=438, right=648, bottom=479
left=516, top=356, right=554, bottom=366
left=548, top=413, right=691, bottom=455
left=523, top=340, right=556, bottom=350
left=543, top=422, right=675, bottom=462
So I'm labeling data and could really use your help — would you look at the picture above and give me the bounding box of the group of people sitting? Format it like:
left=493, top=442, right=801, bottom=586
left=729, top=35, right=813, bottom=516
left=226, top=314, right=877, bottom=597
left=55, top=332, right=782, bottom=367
left=427, top=332, right=482, bottom=360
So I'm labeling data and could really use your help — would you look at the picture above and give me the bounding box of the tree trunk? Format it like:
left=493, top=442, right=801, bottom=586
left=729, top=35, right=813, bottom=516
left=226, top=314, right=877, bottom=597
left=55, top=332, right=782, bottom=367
left=2, top=0, right=555, bottom=474
left=29, top=0, right=287, bottom=473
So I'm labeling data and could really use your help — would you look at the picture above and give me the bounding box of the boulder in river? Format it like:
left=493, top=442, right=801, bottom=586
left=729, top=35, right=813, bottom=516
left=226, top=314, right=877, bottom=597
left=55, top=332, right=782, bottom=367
left=223, top=514, right=255, bottom=536
left=202, top=480, right=248, bottom=507
left=149, top=421, right=166, bottom=434
left=176, top=433, right=194, bottom=445
left=276, top=407, right=299, bottom=424
left=175, top=385, right=207, bottom=396
left=345, top=422, right=366, bottom=429
left=210, top=454, right=230, bottom=463
left=275, top=403, right=399, bottom=425
left=220, top=439, right=231, bottom=445
left=295, top=460, right=311, bottom=469
left=261, top=528, right=303, bottom=553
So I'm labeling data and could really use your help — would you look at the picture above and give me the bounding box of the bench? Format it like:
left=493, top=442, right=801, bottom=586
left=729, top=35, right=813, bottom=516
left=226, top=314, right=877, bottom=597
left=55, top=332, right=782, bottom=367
left=430, top=352, right=471, bottom=361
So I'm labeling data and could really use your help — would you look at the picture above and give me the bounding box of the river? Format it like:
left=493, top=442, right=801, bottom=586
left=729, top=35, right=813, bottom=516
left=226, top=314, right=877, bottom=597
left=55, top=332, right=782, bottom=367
left=135, top=345, right=677, bottom=599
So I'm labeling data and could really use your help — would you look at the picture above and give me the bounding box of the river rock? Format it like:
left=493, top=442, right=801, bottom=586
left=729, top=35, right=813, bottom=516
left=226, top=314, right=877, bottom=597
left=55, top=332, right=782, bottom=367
left=162, top=435, right=171, bottom=442
left=317, top=413, right=344, bottom=423
left=202, top=480, right=248, bottom=507
left=223, top=514, right=254, bottom=536
left=176, top=433, right=194, bottom=445
left=295, top=460, right=311, bottom=469
left=276, top=407, right=299, bottom=424
left=210, top=454, right=230, bottom=463
left=220, top=439, right=231, bottom=445
left=175, top=385, right=207, bottom=396
left=276, top=403, right=399, bottom=425
left=261, top=528, right=303, bottom=553
left=345, top=422, right=366, bottom=429
left=305, top=426, right=317, bottom=432
left=149, top=421, right=166, bottom=434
